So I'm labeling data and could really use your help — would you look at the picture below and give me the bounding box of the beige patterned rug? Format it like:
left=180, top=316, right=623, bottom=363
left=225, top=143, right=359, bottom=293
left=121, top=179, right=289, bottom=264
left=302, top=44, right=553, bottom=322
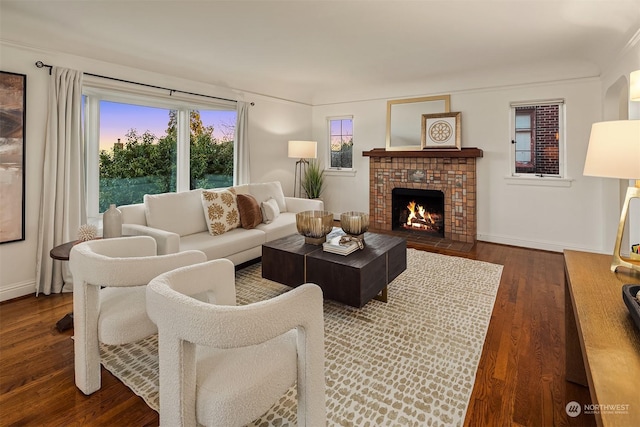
left=100, top=248, right=503, bottom=426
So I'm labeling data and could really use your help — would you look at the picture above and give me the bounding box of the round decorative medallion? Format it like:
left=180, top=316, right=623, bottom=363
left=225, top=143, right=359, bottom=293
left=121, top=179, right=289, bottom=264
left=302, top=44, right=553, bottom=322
left=429, top=120, right=452, bottom=143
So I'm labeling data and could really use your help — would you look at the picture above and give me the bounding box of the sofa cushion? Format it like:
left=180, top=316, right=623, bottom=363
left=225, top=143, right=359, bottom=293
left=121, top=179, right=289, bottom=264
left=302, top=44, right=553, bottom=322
left=179, top=227, right=266, bottom=260
left=144, top=189, right=207, bottom=237
left=118, top=203, right=147, bottom=226
left=202, top=188, right=241, bottom=236
left=261, top=198, right=280, bottom=224
left=99, top=286, right=157, bottom=344
left=237, top=194, right=263, bottom=230
left=255, top=212, right=299, bottom=242
left=248, top=182, right=287, bottom=213
left=232, top=184, right=250, bottom=195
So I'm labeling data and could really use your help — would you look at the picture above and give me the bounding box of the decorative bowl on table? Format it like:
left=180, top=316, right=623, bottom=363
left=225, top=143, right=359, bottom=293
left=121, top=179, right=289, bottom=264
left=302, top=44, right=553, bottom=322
left=340, top=211, right=369, bottom=238
left=622, top=284, right=640, bottom=331
left=296, top=210, right=334, bottom=245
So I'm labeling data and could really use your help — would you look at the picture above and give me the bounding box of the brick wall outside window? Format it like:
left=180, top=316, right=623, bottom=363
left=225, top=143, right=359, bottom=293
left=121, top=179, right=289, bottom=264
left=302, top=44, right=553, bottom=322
left=515, top=104, right=559, bottom=175
left=534, top=104, right=559, bottom=175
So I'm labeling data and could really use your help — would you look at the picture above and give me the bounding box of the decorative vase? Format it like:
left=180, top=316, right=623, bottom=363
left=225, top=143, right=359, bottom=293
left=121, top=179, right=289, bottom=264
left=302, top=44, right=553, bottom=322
left=296, top=210, right=334, bottom=245
left=340, top=211, right=369, bottom=239
left=103, top=204, right=122, bottom=238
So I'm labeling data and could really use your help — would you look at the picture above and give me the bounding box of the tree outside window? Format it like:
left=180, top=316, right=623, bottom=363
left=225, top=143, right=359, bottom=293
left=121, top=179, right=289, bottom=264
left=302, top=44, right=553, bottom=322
left=90, top=99, right=235, bottom=213
left=329, top=117, right=353, bottom=169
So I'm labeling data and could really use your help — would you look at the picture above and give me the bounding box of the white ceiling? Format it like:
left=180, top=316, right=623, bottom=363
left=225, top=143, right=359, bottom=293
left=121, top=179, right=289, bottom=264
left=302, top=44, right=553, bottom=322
left=1, top=0, right=639, bottom=105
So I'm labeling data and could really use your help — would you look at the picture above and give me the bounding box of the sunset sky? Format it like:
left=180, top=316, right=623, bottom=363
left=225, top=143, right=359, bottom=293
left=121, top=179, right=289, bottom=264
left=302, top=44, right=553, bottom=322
left=98, top=101, right=237, bottom=151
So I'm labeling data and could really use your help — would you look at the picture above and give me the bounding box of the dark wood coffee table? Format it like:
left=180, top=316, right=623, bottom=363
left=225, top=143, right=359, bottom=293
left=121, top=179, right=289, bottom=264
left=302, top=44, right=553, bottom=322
left=262, top=230, right=406, bottom=307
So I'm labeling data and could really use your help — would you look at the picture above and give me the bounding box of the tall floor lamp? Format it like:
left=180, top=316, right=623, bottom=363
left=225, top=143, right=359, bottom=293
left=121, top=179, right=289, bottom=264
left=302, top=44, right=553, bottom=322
left=583, top=119, right=640, bottom=272
left=288, top=140, right=317, bottom=198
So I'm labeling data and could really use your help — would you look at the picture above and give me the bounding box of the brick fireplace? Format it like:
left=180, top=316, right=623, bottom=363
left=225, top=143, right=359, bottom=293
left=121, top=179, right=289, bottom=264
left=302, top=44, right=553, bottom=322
left=363, top=148, right=483, bottom=244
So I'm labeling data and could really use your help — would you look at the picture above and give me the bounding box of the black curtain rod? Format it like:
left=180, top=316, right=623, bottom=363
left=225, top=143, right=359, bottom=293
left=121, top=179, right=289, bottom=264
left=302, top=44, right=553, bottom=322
left=34, top=61, right=247, bottom=105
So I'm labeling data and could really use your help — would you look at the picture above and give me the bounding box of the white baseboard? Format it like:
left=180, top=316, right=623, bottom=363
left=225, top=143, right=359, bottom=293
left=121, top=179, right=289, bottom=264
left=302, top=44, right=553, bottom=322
left=0, top=279, right=35, bottom=302
left=476, top=233, right=610, bottom=255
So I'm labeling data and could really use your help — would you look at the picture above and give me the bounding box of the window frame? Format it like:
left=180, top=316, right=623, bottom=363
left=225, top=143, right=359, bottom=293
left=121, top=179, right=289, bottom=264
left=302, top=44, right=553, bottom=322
left=326, top=115, right=354, bottom=172
left=514, top=107, right=534, bottom=169
left=509, top=99, right=566, bottom=179
left=82, top=79, right=236, bottom=220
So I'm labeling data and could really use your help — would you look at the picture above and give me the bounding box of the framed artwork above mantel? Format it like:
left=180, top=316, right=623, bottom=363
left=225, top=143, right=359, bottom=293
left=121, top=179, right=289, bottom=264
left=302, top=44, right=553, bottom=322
left=421, top=111, right=461, bottom=150
left=0, top=71, right=26, bottom=244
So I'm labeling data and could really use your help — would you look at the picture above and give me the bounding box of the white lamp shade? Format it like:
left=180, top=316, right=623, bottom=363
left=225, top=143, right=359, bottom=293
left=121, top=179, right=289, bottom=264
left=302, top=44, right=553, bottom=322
left=583, top=120, right=640, bottom=180
left=288, top=140, right=317, bottom=159
left=631, top=70, right=640, bottom=101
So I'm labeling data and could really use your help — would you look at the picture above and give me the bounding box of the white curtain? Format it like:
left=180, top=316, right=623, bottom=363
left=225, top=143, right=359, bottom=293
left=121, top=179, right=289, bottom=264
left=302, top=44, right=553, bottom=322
left=35, top=67, right=86, bottom=295
left=233, top=101, right=250, bottom=185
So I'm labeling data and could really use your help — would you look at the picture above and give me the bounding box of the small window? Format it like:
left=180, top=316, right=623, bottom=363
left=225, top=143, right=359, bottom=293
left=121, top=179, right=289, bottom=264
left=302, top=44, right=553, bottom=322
left=510, top=100, right=564, bottom=177
left=328, top=116, right=353, bottom=169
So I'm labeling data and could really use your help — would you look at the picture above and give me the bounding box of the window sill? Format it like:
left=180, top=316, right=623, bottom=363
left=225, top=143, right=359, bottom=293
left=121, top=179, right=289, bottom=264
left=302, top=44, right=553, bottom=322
left=324, top=168, right=357, bottom=177
left=504, top=175, right=574, bottom=187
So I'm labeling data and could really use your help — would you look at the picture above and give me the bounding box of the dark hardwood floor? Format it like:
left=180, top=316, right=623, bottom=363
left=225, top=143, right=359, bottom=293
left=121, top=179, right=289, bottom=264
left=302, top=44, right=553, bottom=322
left=0, top=242, right=595, bottom=426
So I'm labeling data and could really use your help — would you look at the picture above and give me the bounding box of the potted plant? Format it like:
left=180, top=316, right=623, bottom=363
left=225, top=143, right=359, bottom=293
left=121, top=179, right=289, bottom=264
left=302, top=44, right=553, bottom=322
left=301, top=160, right=325, bottom=199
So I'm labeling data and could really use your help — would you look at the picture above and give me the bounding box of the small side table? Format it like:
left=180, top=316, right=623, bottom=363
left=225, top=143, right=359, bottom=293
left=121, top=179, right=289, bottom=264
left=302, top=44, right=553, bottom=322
left=50, top=240, right=80, bottom=331
left=50, top=240, right=79, bottom=261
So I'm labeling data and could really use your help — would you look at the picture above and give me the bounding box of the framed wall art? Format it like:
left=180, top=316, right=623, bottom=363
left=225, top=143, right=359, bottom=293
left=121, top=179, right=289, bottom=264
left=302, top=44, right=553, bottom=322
left=0, top=71, right=26, bottom=244
left=421, top=111, right=461, bottom=150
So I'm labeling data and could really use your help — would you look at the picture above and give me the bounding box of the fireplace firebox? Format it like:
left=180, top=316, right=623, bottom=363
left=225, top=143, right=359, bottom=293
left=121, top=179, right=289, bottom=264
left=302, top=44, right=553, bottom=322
left=392, top=188, right=444, bottom=237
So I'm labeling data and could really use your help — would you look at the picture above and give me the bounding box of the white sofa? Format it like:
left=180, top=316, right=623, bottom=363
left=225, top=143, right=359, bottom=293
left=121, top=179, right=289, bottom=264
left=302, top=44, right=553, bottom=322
left=118, top=181, right=324, bottom=265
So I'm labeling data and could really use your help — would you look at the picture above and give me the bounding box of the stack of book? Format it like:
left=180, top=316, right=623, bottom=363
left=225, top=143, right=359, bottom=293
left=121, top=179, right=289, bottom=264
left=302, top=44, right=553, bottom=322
left=323, top=235, right=360, bottom=256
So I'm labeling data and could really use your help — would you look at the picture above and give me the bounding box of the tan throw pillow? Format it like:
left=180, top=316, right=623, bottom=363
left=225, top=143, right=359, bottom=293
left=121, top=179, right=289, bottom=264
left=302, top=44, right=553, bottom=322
left=201, top=188, right=240, bottom=235
left=261, top=197, right=280, bottom=224
left=237, top=194, right=263, bottom=229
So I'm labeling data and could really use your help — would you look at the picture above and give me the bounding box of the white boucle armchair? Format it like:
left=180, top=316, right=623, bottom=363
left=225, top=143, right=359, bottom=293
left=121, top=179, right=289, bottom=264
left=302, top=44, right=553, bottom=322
left=68, top=236, right=207, bottom=395
left=146, top=259, right=326, bottom=427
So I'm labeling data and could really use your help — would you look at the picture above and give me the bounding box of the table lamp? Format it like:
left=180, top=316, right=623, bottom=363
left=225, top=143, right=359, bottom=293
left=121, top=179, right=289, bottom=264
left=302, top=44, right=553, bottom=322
left=288, top=140, right=317, bottom=198
left=583, top=120, right=640, bottom=272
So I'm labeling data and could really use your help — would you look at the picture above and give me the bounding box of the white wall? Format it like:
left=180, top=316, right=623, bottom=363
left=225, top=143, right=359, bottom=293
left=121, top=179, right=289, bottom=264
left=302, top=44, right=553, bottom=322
left=0, top=41, right=311, bottom=301
left=246, top=94, right=312, bottom=195
left=311, top=101, right=387, bottom=217
left=0, top=44, right=48, bottom=301
left=312, top=78, right=606, bottom=253
left=599, top=40, right=640, bottom=257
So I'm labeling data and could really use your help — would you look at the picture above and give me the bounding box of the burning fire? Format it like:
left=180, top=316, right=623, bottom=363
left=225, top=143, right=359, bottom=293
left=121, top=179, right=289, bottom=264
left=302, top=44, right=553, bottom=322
left=405, top=201, right=438, bottom=230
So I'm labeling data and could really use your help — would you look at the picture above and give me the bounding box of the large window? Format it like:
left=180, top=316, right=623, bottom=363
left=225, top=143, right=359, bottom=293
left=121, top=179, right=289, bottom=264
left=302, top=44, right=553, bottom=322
left=84, top=87, right=236, bottom=218
left=328, top=116, right=353, bottom=169
left=97, top=102, right=177, bottom=212
left=510, top=100, right=564, bottom=177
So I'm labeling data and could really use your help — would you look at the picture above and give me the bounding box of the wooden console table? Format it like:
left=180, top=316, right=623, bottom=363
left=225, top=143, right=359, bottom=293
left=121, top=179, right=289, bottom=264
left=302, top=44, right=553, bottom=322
left=564, top=250, right=640, bottom=426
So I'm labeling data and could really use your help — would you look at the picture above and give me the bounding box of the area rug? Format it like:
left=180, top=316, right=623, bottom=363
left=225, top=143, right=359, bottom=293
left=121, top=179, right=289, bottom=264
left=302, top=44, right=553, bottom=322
left=100, top=249, right=503, bottom=426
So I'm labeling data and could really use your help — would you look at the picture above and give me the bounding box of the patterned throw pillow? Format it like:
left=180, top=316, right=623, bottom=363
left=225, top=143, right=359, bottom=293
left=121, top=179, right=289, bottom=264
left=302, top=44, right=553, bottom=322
left=201, top=188, right=240, bottom=235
